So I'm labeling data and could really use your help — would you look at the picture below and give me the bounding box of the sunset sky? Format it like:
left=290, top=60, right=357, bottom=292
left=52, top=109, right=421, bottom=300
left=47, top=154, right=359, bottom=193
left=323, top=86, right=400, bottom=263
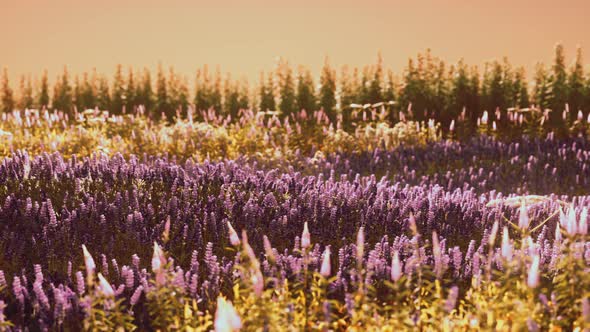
left=1, top=0, right=589, bottom=82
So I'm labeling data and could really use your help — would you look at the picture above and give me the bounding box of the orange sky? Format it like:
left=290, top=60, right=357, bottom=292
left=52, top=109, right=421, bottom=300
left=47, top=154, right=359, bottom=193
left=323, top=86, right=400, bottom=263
left=1, top=0, right=589, bottom=83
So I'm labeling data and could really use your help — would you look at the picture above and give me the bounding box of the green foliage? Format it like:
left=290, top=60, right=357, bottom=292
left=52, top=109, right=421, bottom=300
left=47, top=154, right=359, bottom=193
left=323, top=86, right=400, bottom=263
left=319, top=57, right=337, bottom=122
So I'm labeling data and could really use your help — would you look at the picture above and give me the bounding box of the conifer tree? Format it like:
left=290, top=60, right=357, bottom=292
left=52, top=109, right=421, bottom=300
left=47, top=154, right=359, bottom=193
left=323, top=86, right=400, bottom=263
left=167, top=68, right=180, bottom=116
left=319, top=57, right=337, bottom=121
left=194, top=66, right=211, bottom=112
left=568, top=46, right=585, bottom=115
left=1, top=68, right=15, bottom=113
left=52, top=67, right=73, bottom=113
left=511, top=67, right=529, bottom=108
left=278, top=59, right=297, bottom=118
left=37, top=70, right=50, bottom=109
left=237, top=77, right=249, bottom=111
left=451, top=59, right=471, bottom=116
left=177, top=75, right=190, bottom=116
left=223, top=74, right=240, bottom=119
left=155, top=63, right=169, bottom=120
left=366, top=52, right=384, bottom=103
left=533, top=63, right=551, bottom=111
left=111, top=64, right=125, bottom=114
left=550, top=43, right=568, bottom=113
left=79, top=71, right=96, bottom=110
left=73, top=75, right=82, bottom=111
left=18, top=75, right=34, bottom=110
left=210, top=66, right=223, bottom=112
left=138, top=68, right=154, bottom=112
left=296, top=66, right=316, bottom=112
left=258, top=71, right=275, bottom=112
left=97, top=75, right=111, bottom=111
left=126, top=68, right=136, bottom=112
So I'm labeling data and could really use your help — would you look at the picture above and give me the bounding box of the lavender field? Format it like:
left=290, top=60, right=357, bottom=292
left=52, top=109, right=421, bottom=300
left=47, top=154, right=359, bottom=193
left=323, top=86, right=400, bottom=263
left=0, top=106, right=588, bottom=331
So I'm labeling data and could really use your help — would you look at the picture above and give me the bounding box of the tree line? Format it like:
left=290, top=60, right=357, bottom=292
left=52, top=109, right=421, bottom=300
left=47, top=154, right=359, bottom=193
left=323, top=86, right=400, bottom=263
left=1, top=44, right=589, bottom=131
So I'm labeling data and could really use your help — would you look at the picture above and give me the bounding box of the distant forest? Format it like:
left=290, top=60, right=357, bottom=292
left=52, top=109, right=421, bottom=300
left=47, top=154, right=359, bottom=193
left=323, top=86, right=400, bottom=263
left=1, top=44, right=589, bottom=132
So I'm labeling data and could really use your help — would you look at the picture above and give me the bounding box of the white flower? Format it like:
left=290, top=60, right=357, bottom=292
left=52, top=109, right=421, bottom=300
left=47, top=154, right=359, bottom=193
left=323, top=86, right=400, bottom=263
left=527, top=254, right=540, bottom=288
left=301, top=222, right=310, bottom=249
left=97, top=273, right=115, bottom=297
left=152, top=242, right=166, bottom=272
left=215, top=297, right=242, bottom=332
left=579, top=207, right=588, bottom=235
left=566, top=206, right=577, bottom=235
left=82, top=244, right=96, bottom=275
left=227, top=221, right=240, bottom=246
left=391, top=251, right=403, bottom=282
left=356, top=226, right=365, bottom=264
left=320, top=247, right=331, bottom=277
left=518, top=201, right=529, bottom=230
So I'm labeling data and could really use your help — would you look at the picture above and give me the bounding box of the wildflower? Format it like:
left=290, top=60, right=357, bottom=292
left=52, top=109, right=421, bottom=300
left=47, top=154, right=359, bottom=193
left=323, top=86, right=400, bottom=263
left=391, top=251, right=403, bottom=282
left=97, top=273, right=115, bottom=297
left=356, top=226, right=365, bottom=265
left=501, top=227, right=512, bottom=261
left=301, top=222, right=311, bottom=249
left=263, top=235, right=275, bottom=263
left=518, top=201, right=529, bottom=230
left=152, top=242, right=166, bottom=272
left=489, top=221, right=499, bottom=246
left=214, top=297, right=242, bottom=332
left=162, top=217, right=171, bottom=242
left=527, top=254, right=540, bottom=288
left=555, top=223, right=562, bottom=243
left=566, top=206, right=577, bottom=235
left=580, top=207, right=588, bottom=235
left=526, top=318, right=539, bottom=332
left=82, top=244, right=96, bottom=276
left=444, top=286, right=459, bottom=312
left=250, top=269, right=264, bottom=297
left=449, top=120, right=455, bottom=132
left=320, top=246, right=331, bottom=277
left=130, top=286, right=143, bottom=306
left=227, top=220, right=240, bottom=246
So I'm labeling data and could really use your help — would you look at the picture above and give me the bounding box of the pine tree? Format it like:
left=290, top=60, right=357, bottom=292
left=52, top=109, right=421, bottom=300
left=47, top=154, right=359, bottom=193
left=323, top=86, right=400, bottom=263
left=547, top=43, right=569, bottom=136
left=237, top=77, right=249, bottom=112
left=18, top=75, right=34, bottom=110
left=155, top=63, right=169, bottom=120
left=210, top=66, right=223, bottom=113
left=319, top=57, right=337, bottom=121
left=568, top=46, right=585, bottom=115
left=97, top=75, right=111, bottom=111
left=451, top=59, right=471, bottom=117
left=138, top=68, right=154, bottom=112
left=194, top=66, right=210, bottom=112
left=278, top=59, right=297, bottom=118
left=79, top=71, right=97, bottom=110
left=258, top=71, right=275, bottom=112
left=1, top=68, right=15, bottom=113
left=73, top=75, right=82, bottom=111
left=366, top=52, right=383, bottom=103
left=509, top=67, right=529, bottom=109
left=52, top=67, right=73, bottom=113
left=167, top=68, right=180, bottom=117
left=111, top=64, right=125, bottom=114
left=177, top=75, right=190, bottom=116
left=37, top=70, right=50, bottom=109
left=223, top=74, right=240, bottom=119
left=126, top=68, right=137, bottom=112
left=296, top=66, right=316, bottom=112
left=533, top=63, right=551, bottom=111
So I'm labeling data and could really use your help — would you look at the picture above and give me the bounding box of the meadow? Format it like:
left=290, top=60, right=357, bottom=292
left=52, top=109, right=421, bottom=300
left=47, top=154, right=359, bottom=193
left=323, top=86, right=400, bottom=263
left=0, top=45, right=589, bottom=331
left=0, top=105, right=588, bottom=331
